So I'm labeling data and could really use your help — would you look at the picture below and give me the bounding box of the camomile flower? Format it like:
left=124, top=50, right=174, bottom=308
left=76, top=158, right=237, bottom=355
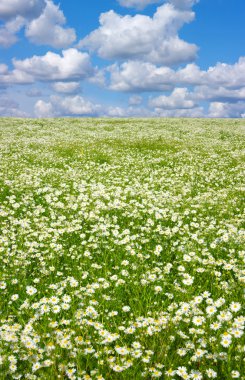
left=52, top=305, right=61, bottom=313
left=183, top=277, right=194, bottom=285
left=122, top=306, right=130, bottom=312
left=11, top=294, right=19, bottom=301
left=111, top=364, right=124, bottom=372
left=132, top=341, right=141, bottom=349
left=231, top=371, right=240, bottom=378
left=176, top=366, right=188, bottom=376
left=9, top=363, right=17, bottom=372
left=32, top=362, right=41, bottom=372
left=230, top=302, right=241, bottom=312
left=125, top=326, right=135, bottom=334
left=177, top=348, right=187, bottom=356
left=232, top=328, right=243, bottom=338
left=203, top=291, right=211, bottom=298
left=132, top=349, right=142, bottom=358
left=154, top=286, right=162, bottom=293
left=115, top=346, right=129, bottom=355
left=194, top=296, right=203, bottom=304
left=165, top=369, right=176, bottom=376
left=193, top=316, right=205, bottom=326
left=210, top=322, right=221, bottom=330
left=41, top=304, right=50, bottom=313
left=26, top=286, right=37, bottom=295
left=206, top=369, right=217, bottom=378
left=190, top=370, right=202, bottom=379
left=206, top=305, right=217, bottom=316
left=221, top=338, right=232, bottom=347
left=49, top=296, right=59, bottom=304
left=152, top=370, right=162, bottom=377
left=62, top=294, right=71, bottom=303
left=61, top=302, right=70, bottom=310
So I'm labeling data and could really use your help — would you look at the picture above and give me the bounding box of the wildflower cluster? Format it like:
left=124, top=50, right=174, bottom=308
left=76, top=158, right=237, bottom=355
left=0, top=118, right=244, bottom=379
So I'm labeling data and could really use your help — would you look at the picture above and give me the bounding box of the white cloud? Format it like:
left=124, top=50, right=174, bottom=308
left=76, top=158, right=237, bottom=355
left=108, top=61, right=206, bottom=92
left=35, top=95, right=101, bottom=117
left=13, top=49, right=92, bottom=82
left=0, top=64, right=8, bottom=74
left=149, top=88, right=196, bottom=109
left=175, top=63, right=205, bottom=85
left=154, top=106, right=204, bottom=117
left=106, top=105, right=154, bottom=117
left=208, top=102, right=245, bottom=118
left=0, top=16, right=25, bottom=47
left=107, top=57, right=245, bottom=98
left=88, top=68, right=107, bottom=87
left=34, top=99, right=54, bottom=117
left=52, top=81, right=81, bottom=94
left=194, top=85, right=245, bottom=102
left=0, top=0, right=76, bottom=48
left=79, top=4, right=197, bottom=66
left=0, top=26, right=18, bottom=48
left=117, top=0, right=161, bottom=10
left=0, top=66, right=34, bottom=85
left=207, top=57, right=245, bottom=89
left=108, top=61, right=174, bottom=91
left=0, top=0, right=45, bottom=21
left=34, top=95, right=152, bottom=118
left=25, top=0, right=76, bottom=48
left=0, top=49, right=92, bottom=87
left=170, top=0, right=199, bottom=9
left=117, top=0, right=199, bottom=9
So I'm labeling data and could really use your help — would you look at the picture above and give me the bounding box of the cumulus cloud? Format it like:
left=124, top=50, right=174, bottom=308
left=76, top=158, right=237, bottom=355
left=13, top=49, right=92, bottom=82
left=34, top=99, right=54, bottom=118
left=35, top=95, right=101, bottom=117
left=52, top=81, right=81, bottom=94
left=107, top=61, right=208, bottom=92
left=149, top=88, right=196, bottom=109
left=108, top=61, right=174, bottom=92
left=107, top=99, right=203, bottom=118
left=117, top=0, right=161, bottom=9
left=34, top=95, right=152, bottom=118
left=88, top=68, right=107, bottom=87
left=0, top=64, right=8, bottom=75
left=106, top=106, right=153, bottom=117
left=207, top=57, right=245, bottom=89
left=147, top=86, right=205, bottom=117
left=25, top=0, right=76, bottom=48
left=0, top=49, right=93, bottom=88
left=208, top=102, right=245, bottom=118
left=117, top=0, right=199, bottom=10
left=0, top=0, right=76, bottom=48
left=154, top=106, right=204, bottom=117
left=0, top=0, right=45, bottom=21
left=0, top=16, right=25, bottom=47
left=0, top=65, right=34, bottom=85
left=107, top=57, right=245, bottom=100
left=170, top=0, right=199, bottom=10
left=79, top=4, right=198, bottom=66
left=194, top=86, right=245, bottom=103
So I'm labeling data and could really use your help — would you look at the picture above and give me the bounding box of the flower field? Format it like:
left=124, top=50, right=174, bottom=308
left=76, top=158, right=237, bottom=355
left=0, top=117, right=244, bottom=380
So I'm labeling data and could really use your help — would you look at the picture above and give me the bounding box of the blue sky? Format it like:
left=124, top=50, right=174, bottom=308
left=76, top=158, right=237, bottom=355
left=0, top=0, right=245, bottom=118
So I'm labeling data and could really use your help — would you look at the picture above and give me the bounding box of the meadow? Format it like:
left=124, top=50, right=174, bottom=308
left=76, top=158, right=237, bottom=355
left=0, top=117, right=244, bottom=380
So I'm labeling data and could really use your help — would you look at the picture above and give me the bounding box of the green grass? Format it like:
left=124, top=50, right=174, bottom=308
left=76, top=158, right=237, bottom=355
left=0, top=118, right=244, bottom=380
